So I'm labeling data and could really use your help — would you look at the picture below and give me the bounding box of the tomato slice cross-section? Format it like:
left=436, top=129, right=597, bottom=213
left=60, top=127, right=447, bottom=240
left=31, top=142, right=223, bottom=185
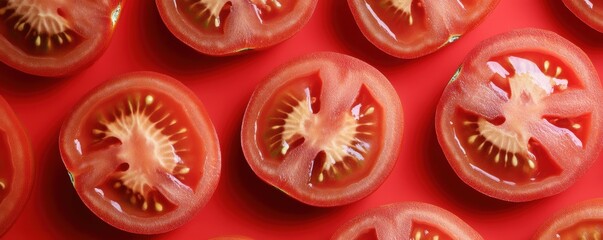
left=59, top=72, right=221, bottom=234
left=562, top=0, right=603, bottom=33
left=436, top=28, right=603, bottom=202
left=534, top=199, right=603, bottom=240
left=241, top=52, right=403, bottom=207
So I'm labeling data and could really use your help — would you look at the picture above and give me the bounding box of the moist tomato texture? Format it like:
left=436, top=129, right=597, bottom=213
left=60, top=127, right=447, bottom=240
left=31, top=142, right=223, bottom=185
left=331, top=202, right=483, bottom=240
left=59, top=72, right=220, bottom=234
left=562, top=0, right=603, bottom=32
left=436, top=28, right=603, bottom=202
left=241, top=52, right=403, bottom=207
left=534, top=198, right=603, bottom=240
left=156, top=0, right=317, bottom=55
left=347, top=0, right=499, bottom=58
left=0, top=0, right=121, bottom=76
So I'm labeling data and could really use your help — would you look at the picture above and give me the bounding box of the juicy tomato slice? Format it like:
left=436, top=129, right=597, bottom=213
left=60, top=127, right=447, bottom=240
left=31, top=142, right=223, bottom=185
left=0, top=0, right=121, bottom=77
left=534, top=199, right=603, bottom=240
left=241, top=52, right=403, bottom=207
left=331, top=202, right=483, bottom=240
left=59, top=72, right=221, bottom=234
left=0, top=95, right=33, bottom=236
left=436, top=28, right=603, bottom=202
left=562, top=0, right=603, bottom=33
left=155, top=0, right=317, bottom=55
left=347, top=0, right=499, bottom=59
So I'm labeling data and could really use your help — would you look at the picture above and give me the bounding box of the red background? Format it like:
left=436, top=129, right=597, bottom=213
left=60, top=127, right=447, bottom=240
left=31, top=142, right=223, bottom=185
left=2, top=0, right=603, bottom=239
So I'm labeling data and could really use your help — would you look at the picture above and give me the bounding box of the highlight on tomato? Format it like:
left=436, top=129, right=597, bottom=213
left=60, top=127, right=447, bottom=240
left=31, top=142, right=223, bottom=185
left=331, top=202, right=483, bottom=239
left=241, top=52, right=403, bottom=207
left=533, top=198, right=603, bottom=239
left=59, top=72, right=221, bottom=234
left=156, top=0, right=317, bottom=56
left=0, top=0, right=122, bottom=77
left=435, top=28, right=603, bottom=202
left=562, top=0, right=603, bottom=33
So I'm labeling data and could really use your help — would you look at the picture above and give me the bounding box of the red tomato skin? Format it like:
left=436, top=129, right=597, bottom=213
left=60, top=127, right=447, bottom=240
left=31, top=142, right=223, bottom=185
left=562, top=0, right=603, bottom=33
left=533, top=198, right=603, bottom=239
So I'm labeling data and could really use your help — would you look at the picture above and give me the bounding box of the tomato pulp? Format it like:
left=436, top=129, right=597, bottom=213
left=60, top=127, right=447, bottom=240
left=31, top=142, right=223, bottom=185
left=534, top=198, right=603, bottom=239
left=562, top=0, right=603, bottom=33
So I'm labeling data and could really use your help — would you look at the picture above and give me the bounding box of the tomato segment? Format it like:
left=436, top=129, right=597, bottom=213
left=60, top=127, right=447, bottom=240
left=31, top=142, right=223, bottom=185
left=556, top=220, right=603, bottom=240
left=534, top=199, right=603, bottom=240
left=562, top=0, right=603, bottom=32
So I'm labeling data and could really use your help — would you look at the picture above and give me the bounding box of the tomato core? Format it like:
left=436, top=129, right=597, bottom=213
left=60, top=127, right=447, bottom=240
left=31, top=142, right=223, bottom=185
left=175, top=0, right=232, bottom=35
left=556, top=220, right=603, bottom=240
left=0, top=132, right=11, bottom=204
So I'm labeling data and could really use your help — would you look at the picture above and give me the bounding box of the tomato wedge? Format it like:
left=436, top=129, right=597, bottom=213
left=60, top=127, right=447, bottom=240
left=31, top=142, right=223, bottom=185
left=332, top=202, right=483, bottom=239
left=0, top=95, right=33, bottom=235
left=436, top=28, right=603, bottom=202
left=347, top=0, right=499, bottom=58
left=59, top=72, right=221, bottom=234
left=534, top=198, right=603, bottom=239
left=241, top=52, right=403, bottom=207
left=156, top=0, right=317, bottom=56
left=0, top=0, right=122, bottom=77
left=562, top=0, right=603, bottom=33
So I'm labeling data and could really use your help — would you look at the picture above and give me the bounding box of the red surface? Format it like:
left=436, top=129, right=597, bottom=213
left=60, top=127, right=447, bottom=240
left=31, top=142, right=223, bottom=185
left=1, top=0, right=603, bottom=239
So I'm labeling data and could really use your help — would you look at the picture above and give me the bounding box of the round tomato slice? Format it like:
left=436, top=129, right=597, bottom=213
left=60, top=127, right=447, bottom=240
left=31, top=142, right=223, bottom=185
left=332, top=202, right=483, bottom=239
left=436, top=28, right=603, bottom=202
left=0, top=96, right=33, bottom=235
left=562, top=0, right=603, bottom=33
left=155, top=0, right=317, bottom=56
left=241, top=52, right=403, bottom=207
left=59, top=72, right=221, bottom=234
left=0, top=0, right=121, bottom=77
left=347, top=0, right=499, bottom=59
left=534, top=198, right=603, bottom=239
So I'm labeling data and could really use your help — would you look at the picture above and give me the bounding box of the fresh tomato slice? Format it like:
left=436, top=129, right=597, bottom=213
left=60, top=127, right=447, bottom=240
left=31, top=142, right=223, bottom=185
left=534, top=198, right=603, bottom=239
left=155, top=0, right=317, bottom=56
left=241, top=52, right=403, bottom=207
left=347, top=0, right=499, bottom=59
left=332, top=202, right=483, bottom=239
left=0, top=0, right=122, bottom=77
left=0, top=95, right=33, bottom=236
left=436, top=28, right=603, bottom=202
left=562, top=0, right=603, bottom=33
left=59, top=72, right=221, bottom=234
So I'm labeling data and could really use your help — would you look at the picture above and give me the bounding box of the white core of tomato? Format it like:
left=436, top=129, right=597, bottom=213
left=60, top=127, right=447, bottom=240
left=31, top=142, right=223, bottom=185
left=383, top=0, right=414, bottom=25
left=189, top=0, right=229, bottom=28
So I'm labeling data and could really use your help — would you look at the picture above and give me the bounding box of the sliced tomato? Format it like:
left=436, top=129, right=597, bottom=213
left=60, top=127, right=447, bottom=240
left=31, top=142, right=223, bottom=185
left=241, top=52, right=403, bottom=207
left=435, top=28, right=603, bottom=202
left=534, top=198, right=603, bottom=239
left=155, top=0, right=317, bottom=56
left=562, top=0, right=603, bottom=33
left=332, top=202, right=483, bottom=239
left=0, top=95, right=33, bottom=236
left=347, top=0, right=499, bottom=59
left=59, top=72, right=221, bottom=234
left=0, top=0, right=121, bottom=77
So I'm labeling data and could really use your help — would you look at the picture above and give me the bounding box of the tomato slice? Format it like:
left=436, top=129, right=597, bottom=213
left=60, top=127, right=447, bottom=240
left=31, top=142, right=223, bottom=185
left=155, top=0, right=317, bottom=56
left=241, top=52, right=403, bottom=207
left=332, top=202, right=483, bottom=239
left=347, top=0, right=499, bottom=58
left=435, top=28, right=603, bottom=202
left=0, top=95, right=33, bottom=235
left=0, top=0, right=121, bottom=77
left=534, top=199, right=603, bottom=239
left=562, top=0, right=603, bottom=33
left=59, top=72, right=221, bottom=234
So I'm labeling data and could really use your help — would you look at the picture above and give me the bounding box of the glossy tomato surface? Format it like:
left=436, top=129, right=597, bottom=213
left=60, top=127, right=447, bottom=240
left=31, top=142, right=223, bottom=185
left=2, top=0, right=603, bottom=239
left=59, top=72, right=220, bottom=234
left=562, top=0, right=603, bottom=33
left=0, top=95, right=33, bottom=235
left=241, top=52, right=403, bottom=207
left=156, top=0, right=317, bottom=55
left=0, top=0, right=122, bottom=77
left=347, top=0, right=499, bottom=59
left=533, top=198, right=603, bottom=239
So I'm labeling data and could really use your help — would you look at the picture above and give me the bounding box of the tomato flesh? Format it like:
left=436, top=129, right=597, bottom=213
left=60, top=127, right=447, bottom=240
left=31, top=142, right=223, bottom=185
left=412, top=222, right=453, bottom=240
left=534, top=199, right=603, bottom=240
left=562, top=0, right=603, bottom=32
left=0, top=132, right=11, bottom=204
left=363, top=0, right=428, bottom=44
left=556, top=220, right=603, bottom=240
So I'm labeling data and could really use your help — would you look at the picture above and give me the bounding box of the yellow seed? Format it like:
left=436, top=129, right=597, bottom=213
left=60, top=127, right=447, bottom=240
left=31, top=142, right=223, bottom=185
left=178, top=128, right=187, bottom=134
left=468, top=135, right=478, bottom=144
left=57, top=35, right=64, bottom=45
left=478, top=141, right=486, bottom=150
left=155, top=202, right=163, bottom=212
left=544, top=60, right=550, bottom=72
left=494, top=153, right=500, bottom=163
left=145, top=95, right=154, bottom=105
left=0, top=181, right=5, bottom=190
left=573, top=123, right=581, bottom=129
left=414, top=230, right=422, bottom=240
left=142, top=201, right=148, bottom=211
left=35, top=36, right=41, bottom=47
left=64, top=33, right=72, bottom=42
left=409, top=15, right=414, bottom=26
left=17, top=22, right=25, bottom=31
left=113, top=182, right=122, bottom=189
left=433, top=236, right=440, bottom=240
left=179, top=167, right=190, bottom=174
left=318, top=173, right=324, bottom=182
left=463, top=121, right=474, bottom=126
left=511, top=155, right=518, bottom=167
left=555, top=66, right=562, bottom=77
left=365, top=107, right=375, bottom=115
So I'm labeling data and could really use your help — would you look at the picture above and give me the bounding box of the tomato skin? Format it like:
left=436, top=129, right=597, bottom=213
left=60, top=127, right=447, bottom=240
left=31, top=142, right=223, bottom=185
left=533, top=198, right=603, bottom=239
left=0, top=96, right=33, bottom=236
left=435, top=28, right=603, bottom=202
left=331, top=202, right=483, bottom=240
left=59, top=72, right=221, bottom=234
left=562, top=0, right=603, bottom=33
left=155, top=0, right=317, bottom=56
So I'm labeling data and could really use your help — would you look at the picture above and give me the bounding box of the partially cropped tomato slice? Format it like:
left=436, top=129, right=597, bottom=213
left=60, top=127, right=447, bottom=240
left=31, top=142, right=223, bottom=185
left=436, top=28, right=603, bottom=202
left=534, top=199, right=603, bottom=239
left=332, top=202, right=483, bottom=239
left=59, top=72, right=221, bottom=234
left=562, top=0, right=603, bottom=33
left=0, top=96, right=33, bottom=235
left=241, top=52, right=403, bottom=207
left=347, top=0, right=499, bottom=59
left=155, top=0, right=317, bottom=56
left=0, top=0, right=121, bottom=76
